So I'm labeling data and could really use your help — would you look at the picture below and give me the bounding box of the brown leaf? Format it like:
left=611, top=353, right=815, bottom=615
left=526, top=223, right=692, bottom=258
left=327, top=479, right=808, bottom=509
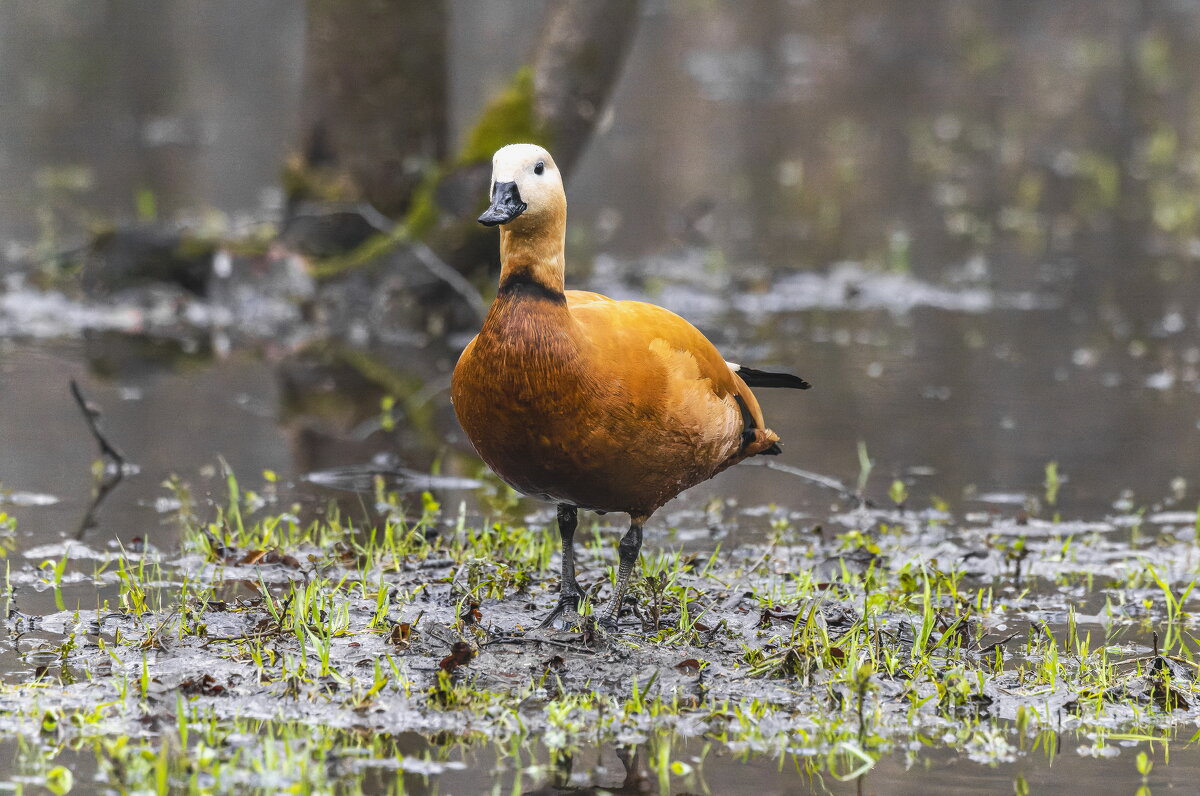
left=180, top=674, right=226, bottom=696
left=459, top=601, right=482, bottom=626
left=235, top=549, right=302, bottom=568
left=237, top=549, right=267, bottom=565
left=675, top=658, right=702, bottom=674
left=757, top=608, right=799, bottom=627
left=261, top=549, right=301, bottom=568
left=439, top=641, right=475, bottom=672
left=251, top=617, right=276, bottom=634
left=389, top=623, right=412, bottom=648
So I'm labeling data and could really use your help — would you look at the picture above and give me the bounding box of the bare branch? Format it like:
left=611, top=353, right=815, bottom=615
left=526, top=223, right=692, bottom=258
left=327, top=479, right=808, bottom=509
left=69, top=379, right=127, bottom=469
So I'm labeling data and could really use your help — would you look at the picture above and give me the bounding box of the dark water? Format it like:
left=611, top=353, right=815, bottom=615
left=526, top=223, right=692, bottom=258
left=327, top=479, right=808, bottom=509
left=4, top=1, right=1200, bottom=793
left=0, top=733, right=1189, bottom=795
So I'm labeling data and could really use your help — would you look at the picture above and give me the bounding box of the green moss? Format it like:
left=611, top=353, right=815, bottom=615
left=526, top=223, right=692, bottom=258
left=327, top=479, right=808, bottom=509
left=334, top=346, right=421, bottom=401
left=281, top=152, right=358, bottom=205
left=306, top=230, right=408, bottom=281
left=173, top=234, right=218, bottom=259
left=459, top=67, right=547, bottom=164
left=404, top=67, right=548, bottom=241
left=403, top=169, right=444, bottom=241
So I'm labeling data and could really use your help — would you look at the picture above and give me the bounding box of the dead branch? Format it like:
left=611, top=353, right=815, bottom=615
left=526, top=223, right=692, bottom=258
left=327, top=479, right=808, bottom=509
left=70, top=380, right=127, bottom=470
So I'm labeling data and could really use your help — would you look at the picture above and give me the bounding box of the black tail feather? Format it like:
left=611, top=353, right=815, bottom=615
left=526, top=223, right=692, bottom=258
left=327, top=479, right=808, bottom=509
left=736, top=366, right=811, bottom=390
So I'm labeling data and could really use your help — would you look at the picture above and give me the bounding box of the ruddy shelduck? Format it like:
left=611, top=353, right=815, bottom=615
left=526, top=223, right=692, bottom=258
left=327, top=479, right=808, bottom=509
left=452, top=144, right=810, bottom=630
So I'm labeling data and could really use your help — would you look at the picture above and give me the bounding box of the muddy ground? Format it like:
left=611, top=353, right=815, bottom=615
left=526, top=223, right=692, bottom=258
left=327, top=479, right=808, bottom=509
left=0, top=457, right=1197, bottom=794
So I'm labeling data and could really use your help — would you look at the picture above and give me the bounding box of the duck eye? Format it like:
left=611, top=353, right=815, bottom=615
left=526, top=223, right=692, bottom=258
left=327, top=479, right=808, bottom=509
left=534, top=161, right=545, bottom=175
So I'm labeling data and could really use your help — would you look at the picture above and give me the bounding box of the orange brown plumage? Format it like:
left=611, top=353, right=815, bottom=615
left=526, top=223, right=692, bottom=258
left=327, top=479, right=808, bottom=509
left=451, top=144, right=809, bottom=630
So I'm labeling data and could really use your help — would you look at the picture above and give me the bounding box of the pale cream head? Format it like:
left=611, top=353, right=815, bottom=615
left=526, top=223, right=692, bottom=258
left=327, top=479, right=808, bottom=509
left=478, top=144, right=565, bottom=230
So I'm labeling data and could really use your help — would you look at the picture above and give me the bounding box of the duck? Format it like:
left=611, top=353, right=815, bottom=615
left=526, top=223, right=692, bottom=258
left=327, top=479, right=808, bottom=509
left=451, top=144, right=810, bottom=630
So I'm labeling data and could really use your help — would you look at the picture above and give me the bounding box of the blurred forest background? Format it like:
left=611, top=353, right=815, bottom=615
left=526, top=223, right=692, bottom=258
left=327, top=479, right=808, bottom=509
left=3, top=0, right=1200, bottom=542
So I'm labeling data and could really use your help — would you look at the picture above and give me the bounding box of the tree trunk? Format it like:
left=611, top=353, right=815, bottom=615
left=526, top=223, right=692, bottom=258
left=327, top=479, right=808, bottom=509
left=411, top=0, right=641, bottom=281
left=288, top=0, right=448, bottom=218
left=291, top=0, right=641, bottom=338
left=531, top=0, right=641, bottom=176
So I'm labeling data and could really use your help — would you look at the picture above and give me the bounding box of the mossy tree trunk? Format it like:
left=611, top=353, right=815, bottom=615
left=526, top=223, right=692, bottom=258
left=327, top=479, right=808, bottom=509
left=288, top=0, right=448, bottom=218
left=290, top=0, right=641, bottom=324
left=531, top=0, right=641, bottom=176
left=408, top=0, right=641, bottom=282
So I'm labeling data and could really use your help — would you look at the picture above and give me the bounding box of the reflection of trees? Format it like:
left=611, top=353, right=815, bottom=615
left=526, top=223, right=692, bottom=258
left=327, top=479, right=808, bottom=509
left=276, top=339, right=480, bottom=483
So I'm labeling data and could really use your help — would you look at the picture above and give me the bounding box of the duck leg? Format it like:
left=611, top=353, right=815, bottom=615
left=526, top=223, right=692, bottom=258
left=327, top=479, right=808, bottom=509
left=600, top=514, right=646, bottom=631
left=539, top=504, right=584, bottom=629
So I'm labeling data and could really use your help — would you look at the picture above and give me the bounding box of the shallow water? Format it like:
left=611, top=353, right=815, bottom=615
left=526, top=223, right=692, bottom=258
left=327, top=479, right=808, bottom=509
left=0, top=734, right=1191, bottom=795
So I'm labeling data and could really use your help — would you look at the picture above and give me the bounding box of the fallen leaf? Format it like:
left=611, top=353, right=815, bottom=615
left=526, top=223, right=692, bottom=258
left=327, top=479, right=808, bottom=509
left=439, top=641, right=475, bottom=672
left=459, top=601, right=482, bottom=626
left=237, top=549, right=267, bottom=565
left=261, top=549, right=301, bottom=568
left=180, top=674, right=226, bottom=696
left=390, top=623, right=413, bottom=648
left=236, top=549, right=301, bottom=567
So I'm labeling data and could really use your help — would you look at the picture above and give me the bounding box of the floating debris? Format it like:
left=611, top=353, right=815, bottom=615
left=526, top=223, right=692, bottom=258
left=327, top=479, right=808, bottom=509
left=593, top=255, right=1060, bottom=319
left=1, top=492, right=59, bottom=507
left=303, top=454, right=482, bottom=493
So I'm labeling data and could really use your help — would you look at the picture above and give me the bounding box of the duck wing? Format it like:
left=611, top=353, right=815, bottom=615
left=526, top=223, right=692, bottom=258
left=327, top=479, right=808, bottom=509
left=569, top=298, right=778, bottom=453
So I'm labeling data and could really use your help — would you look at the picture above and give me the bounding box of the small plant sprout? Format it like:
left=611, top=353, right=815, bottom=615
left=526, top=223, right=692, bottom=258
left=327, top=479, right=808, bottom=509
left=1136, top=750, right=1153, bottom=796
left=856, top=441, right=874, bottom=497
left=380, top=395, right=397, bottom=432
left=1044, top=460, right=1061, bottom=508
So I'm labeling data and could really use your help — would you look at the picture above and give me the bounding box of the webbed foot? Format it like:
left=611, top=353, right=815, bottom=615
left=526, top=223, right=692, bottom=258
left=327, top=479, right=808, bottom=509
left=538, top=592, right=583, bottom=630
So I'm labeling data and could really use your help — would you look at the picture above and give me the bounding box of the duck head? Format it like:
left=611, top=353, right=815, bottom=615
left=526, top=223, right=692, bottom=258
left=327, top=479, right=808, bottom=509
left=478, top=144, right=565, bottom=229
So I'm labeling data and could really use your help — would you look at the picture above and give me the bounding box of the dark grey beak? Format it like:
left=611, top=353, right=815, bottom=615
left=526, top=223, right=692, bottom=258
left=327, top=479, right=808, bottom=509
left=477, top=181, right=527, bottom=226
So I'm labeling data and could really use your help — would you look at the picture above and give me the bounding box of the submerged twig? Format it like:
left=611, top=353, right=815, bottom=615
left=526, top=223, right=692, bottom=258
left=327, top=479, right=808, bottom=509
left=482, top=634, right=598, bottom=655
left=70, top=379, right=133, bottom=540
left=748, top=459, right=874, bottom=507
left=70, top=379, right=127, bottom=469
left=975, top=631, right=1020, bottom=655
